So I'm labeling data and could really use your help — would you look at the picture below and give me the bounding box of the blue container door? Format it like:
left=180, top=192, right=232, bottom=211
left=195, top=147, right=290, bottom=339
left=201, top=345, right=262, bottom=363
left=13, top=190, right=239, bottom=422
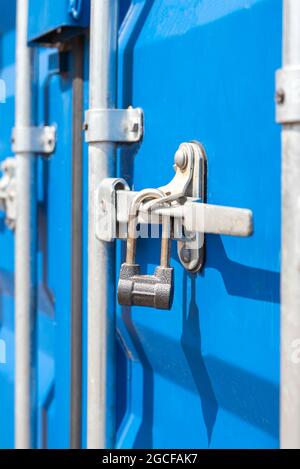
left=115, top=0, right=281, bottom=449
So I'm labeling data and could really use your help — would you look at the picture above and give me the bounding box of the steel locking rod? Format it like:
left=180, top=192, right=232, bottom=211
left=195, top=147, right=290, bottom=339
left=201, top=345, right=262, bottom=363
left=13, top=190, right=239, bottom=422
left=70, top=35, right=84, bottom=450
left=116, top=191, right=253, bottom=238
left=87, top=0, right=119, bottom=449
left=276, top=0, right=300, bottom=449
left=14, top=0, right=38, bottom=449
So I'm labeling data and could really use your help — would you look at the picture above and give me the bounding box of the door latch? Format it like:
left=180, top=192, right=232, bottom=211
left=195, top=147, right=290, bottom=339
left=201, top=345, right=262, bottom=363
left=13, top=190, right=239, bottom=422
left=96, top=141, right=253, bottom=309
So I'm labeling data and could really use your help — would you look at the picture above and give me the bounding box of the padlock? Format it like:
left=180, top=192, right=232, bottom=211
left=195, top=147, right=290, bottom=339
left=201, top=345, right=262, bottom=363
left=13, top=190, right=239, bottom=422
left=118, top=189, right=174, bottom=310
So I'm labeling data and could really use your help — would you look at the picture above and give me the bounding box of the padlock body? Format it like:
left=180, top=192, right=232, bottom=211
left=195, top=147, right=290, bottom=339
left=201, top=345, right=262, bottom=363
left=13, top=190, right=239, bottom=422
left=118, top=263, right=174, bottom=310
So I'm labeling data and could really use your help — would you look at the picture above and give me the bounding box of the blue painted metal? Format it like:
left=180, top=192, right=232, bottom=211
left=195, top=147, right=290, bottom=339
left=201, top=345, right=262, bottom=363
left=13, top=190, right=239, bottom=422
left=69, top=0, right=83, bottom=20
left=0, top=0, right=281, bottom=449
left=28, top=0, right=90, bottom=44
left=115, top=0, right=281, bottom=449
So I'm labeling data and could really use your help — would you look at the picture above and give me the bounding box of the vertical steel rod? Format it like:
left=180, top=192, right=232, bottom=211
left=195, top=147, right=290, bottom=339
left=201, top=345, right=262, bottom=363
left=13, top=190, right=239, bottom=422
left=70, top=35, right=84, bottom=449
left=87, top=0, right=118, bottom=449
left=280, top=0, right=300, bottom=450
left=14, top=0, right=37, bottom=449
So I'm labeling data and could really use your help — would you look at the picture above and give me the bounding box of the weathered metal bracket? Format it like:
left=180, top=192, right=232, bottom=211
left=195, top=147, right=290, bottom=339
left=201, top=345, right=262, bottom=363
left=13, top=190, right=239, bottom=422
left=11, top=126, right=56, bottom=154
left=276, top=68, right=300, bottom=123
left=95, top=177, right=130, bottom=242
left=84, top=107, right=144, bottom=143
left=163, top=142, right=206, bottom=272
left=0, top=157, right=17, bottom=230
left=96, top=142, right=253, bottom=273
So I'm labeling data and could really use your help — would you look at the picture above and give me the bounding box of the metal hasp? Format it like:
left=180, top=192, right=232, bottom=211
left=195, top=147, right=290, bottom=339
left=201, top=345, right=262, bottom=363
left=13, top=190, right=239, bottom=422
left=11, top=126, right=56, bottom=155
left=0, top=158, right=16, bottom=230
left=97, top=141, right=253, bottom=310
left=118, top=189, right=174, bottom=310
left=276, top=0, right=300, bottom=449
left=96, top=142, right=208, bottom=273
left=86, top=0, right=144, bottom=449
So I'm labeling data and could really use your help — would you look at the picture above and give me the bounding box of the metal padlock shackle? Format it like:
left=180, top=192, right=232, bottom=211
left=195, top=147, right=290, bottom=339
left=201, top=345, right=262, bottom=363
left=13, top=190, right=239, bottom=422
left=118, top=187, right=174, bottom=310
left=126, top=188, right=166, bottom=265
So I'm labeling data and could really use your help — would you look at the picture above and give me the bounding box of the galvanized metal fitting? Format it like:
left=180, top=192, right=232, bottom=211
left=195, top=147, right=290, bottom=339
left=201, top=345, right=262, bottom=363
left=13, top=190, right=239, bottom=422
left=84, top=107, right=144, bottom=144
left=11, top=126, right=57, bottom=155
left=276, top=67, right=300, bottom=123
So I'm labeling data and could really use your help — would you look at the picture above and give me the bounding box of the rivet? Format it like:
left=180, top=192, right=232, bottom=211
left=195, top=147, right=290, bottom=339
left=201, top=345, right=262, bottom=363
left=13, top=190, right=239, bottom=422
left=276, top=88, right=285, bottom=105
left=100, top=199, right=106, bottom=213
left=181, top=246, right=191, bottom=263
left=174, top=148, right=187, bottom=170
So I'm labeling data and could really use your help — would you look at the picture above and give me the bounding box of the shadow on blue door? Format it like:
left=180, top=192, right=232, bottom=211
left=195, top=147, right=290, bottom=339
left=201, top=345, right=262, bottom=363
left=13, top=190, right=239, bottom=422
left=119, top=234, right=279, bottom=446
left=181, top=273, right=219, bottom=445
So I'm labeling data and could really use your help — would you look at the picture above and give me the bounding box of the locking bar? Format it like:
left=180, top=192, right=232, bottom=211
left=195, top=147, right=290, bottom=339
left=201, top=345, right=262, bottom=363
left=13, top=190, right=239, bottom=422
left=11, top=125, right=56, bottom=154
left=95, top=184, right=253, bottom=240
left=84, top=107, right=144, bottom=143
left=116, top=191, right=253, bottom=238
left=276, top=0, right=300, bottom=449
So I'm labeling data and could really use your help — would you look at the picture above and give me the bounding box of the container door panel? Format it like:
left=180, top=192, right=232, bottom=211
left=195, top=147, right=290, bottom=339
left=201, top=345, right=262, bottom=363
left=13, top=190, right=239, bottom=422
left=116, top=0, right=281, bottom=449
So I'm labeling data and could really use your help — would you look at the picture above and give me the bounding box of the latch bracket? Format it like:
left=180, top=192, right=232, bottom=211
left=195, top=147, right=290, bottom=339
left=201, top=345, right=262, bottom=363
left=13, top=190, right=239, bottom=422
left=276, top=67, right=300, bottom=123
left=11, top=126, right=56, bottom=154
left=96, top=141, right=253, bottom=273
left=84, top=107, right=144, bottom=144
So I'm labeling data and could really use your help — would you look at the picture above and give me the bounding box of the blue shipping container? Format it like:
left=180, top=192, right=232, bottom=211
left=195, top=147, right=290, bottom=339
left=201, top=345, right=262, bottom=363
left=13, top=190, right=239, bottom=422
left=0, top=0, right=283, bottom=450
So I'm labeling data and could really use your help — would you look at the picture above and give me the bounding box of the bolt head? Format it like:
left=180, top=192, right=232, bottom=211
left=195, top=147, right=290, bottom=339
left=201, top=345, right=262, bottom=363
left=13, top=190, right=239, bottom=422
left=174, top=148, right=187, bottom=170
left=276, top=88, right=285, bottom=105
left=181, top=246, right=191, bottom=263
left=100, top=199, right=106, bottom=213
